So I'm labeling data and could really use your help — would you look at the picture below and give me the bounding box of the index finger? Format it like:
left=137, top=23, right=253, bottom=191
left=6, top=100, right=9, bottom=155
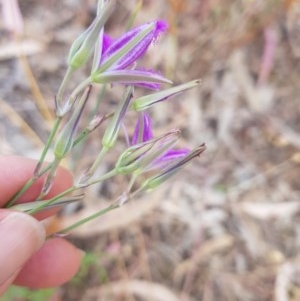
left=0, top=156, right=73, bottom=208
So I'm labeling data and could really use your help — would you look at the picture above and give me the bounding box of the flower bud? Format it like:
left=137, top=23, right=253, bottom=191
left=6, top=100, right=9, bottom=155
left=132, top=79, right=200, bottom=111
left=54, top=87, right=90, bottom=159
left=67, top=0, right=115, bottom=69
left=115, top=129, right=180, bottom=174
left=101, top=86, right=133, bottom=149
left=86, top=114, right=106, bottom=132
left=142, top=144, right=206, bottom=190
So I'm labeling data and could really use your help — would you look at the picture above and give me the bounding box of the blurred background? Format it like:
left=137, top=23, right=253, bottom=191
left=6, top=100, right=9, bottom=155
left=1, top=0, right=300, bottom=300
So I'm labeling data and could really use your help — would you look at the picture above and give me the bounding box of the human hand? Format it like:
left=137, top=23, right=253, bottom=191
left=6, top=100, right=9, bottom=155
left=0, top=156, right=83, bottom=296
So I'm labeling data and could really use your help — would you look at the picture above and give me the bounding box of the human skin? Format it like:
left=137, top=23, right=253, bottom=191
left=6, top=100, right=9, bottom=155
left=0, top=156, right=83, bottom=295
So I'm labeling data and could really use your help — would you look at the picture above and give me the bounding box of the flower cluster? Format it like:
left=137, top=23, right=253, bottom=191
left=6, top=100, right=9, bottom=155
left=6, top=0, right=205, bottom=234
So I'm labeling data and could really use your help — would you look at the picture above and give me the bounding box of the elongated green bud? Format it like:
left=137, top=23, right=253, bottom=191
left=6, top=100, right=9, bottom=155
left=132, top=79, right=200, bottom=111
left=67, top=0, right=115, bottom=69
left=142, top=144, right=206, bottom=190
left=102, top=86, right=134, bottom=149
left=115, top=129, right=180, bottom=174
left=54, top=87, right=90, bottom=159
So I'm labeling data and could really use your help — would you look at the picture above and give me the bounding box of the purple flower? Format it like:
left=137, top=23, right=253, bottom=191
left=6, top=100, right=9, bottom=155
left=132, top=112, right=153, bottom=145
left=130, top=112, right=189, bottom=171
left=102, top=33, right=113, bottom=54
left=91, top=20, right=170, bottom=90
left=100, top=20, right=168, bottom=71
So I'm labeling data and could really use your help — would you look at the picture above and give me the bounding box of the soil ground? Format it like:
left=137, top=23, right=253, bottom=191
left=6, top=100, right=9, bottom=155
left=1, top=0, right=300, bottom=300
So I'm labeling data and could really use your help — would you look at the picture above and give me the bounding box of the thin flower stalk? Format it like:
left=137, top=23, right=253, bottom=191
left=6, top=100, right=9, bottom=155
left=54, top=203, right=119, bottom=236
left=5, top=163, right=53, bottom=207
left=34, top=117, right=62, bottom=177
left=27, top=186, right=77, bottom=215
left=10, top=194, right=84, bottom=213
left=83, top=85, right=134, bottom=180
left=72, top=113, right=110, bottom=148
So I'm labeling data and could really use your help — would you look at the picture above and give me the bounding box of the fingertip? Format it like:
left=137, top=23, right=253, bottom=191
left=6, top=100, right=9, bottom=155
left=0, top=156, right=37, bottom=204
left=0, top=210, right=46, bottom=286
left=14, top=238, right=83, bottom=288
left=18, top=163, right=74, bottom=203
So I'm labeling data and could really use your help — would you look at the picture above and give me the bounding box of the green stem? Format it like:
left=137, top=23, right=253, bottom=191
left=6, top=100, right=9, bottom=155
left=49, top=184, right=145, bottom=237
left=92, top=84, right=106, bottom=114
left=128, top=185, right=145, bottom=199
left=126, top=0, right=142, bottom=30
left=72, top=112, right=112, bottom=148
left=86, top=146, right=109, bottom=177
left=84, top=169, right=117, bottom=187
left=127, top=173, right=137, bottom=192
left=11, top=195, right=83, bottom=213
left=34, top=117, right=62, bottom=177
left=56, top=67, right=74, bottom=106
left=53, top=203, right=118, bottom=236
left=70, top=85, right=108, bottom=171
left=69, top=77, right=92, bottom=105
left=72, top=130, right=90, bottom=148
left=5, top=163, right=53, bottom=207
left=38, top=158, right=61, bottom=200
left=28, top=186, right=77, bottom=215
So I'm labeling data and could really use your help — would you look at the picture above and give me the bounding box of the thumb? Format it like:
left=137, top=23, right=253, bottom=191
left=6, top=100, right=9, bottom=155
left=0, top=210, right=45, bottom=290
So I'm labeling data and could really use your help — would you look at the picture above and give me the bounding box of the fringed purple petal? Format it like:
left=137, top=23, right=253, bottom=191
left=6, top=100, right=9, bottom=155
left=155, top=20, right=168, bottom=38
left=100, top=20, right=168, bottom=70
left=132, top=112, right=153, bottom=145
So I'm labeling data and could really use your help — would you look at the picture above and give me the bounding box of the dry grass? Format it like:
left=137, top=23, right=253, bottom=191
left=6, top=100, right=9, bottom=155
left=1, top=0, right=300, bottom=300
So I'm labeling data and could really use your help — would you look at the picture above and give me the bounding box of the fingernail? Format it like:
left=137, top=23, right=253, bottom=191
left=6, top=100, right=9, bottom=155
left=1, top=213, right=45, bottom=248
left=0, top=211, right=46, bottom=284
